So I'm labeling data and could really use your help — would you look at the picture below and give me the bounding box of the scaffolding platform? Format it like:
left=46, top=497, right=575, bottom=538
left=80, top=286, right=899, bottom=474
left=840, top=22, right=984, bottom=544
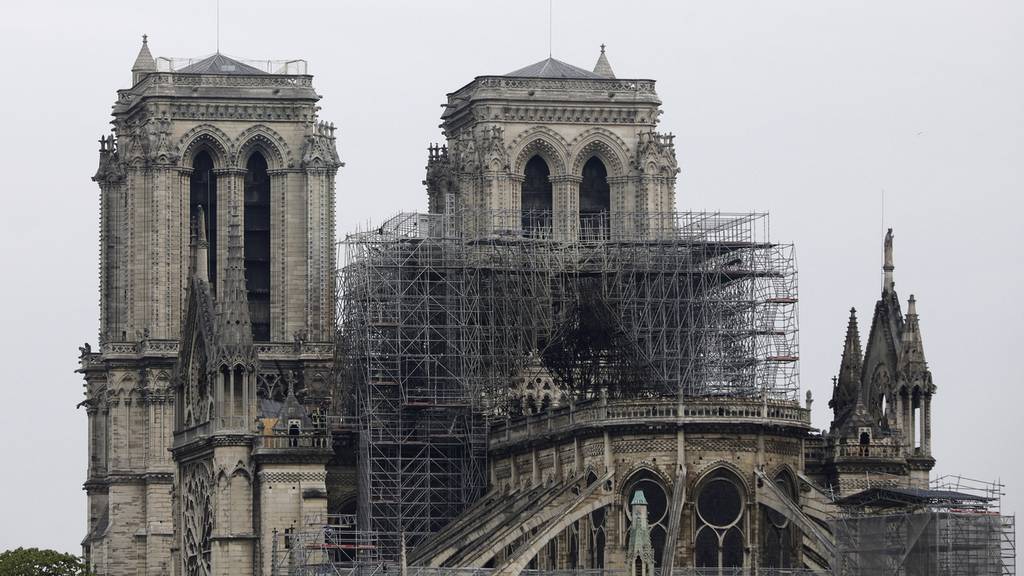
left=833, top=476, right=1016, bottom=575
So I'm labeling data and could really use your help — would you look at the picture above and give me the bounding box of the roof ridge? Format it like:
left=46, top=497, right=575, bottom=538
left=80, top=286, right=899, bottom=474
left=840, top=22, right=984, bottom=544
left=505, top=56, right=603, bottom=79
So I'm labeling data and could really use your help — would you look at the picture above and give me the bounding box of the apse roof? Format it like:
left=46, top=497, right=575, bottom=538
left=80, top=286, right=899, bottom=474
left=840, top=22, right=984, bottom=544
left=176, top=53, right=269, bottom=75
left=504, top=57, right=603, bottom=79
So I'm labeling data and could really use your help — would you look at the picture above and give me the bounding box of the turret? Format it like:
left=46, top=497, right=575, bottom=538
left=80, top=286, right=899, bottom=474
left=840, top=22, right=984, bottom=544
left=593, top=44, right=616, bottom=78
left=131, top=34, right=156, bottom=85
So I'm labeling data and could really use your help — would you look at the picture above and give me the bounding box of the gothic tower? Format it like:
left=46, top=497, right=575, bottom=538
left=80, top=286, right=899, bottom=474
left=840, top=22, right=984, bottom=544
left=824, top=229, right=936, bottom=494
left=425, top=46, right=679, bottom=241
left=79, top=37, right=341, bottom=576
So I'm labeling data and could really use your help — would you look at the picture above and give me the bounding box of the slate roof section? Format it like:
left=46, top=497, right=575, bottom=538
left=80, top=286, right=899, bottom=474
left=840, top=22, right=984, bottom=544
left=177, top=53, right=268, bottom=75
left=505, top=57, right=603, bottom=79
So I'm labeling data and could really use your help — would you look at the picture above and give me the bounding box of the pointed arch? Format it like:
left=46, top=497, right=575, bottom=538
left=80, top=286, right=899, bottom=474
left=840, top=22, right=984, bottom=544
left=568, top=128, right=629, bottom=177
left=234, top=125, right=291, bottom=170
left=521, top=155, right=553, bottom=235
left=191, top=150, right=219, bottom=290
left=177, top=124, right=232, bottom=169
left=622, top=465, right=670, bottom=568
left=243, top=150, right=272, bottom=341
left=692, top=464, right=747, bottom=570
left=510, top=127, right=571, bottom=176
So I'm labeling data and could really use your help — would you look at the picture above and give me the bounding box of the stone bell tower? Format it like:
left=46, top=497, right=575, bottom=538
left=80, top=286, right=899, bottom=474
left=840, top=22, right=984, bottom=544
left=78, top=36, right=341, bottom=576
left=425, top=46, right=679, bottom=241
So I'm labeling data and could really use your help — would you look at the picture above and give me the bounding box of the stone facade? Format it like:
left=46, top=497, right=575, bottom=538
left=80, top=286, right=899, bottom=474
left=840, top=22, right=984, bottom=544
left=79, top=40, right=956, bottom=576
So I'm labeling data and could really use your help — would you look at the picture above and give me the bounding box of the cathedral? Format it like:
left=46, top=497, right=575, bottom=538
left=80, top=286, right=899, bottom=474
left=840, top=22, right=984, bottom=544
left=77, top=37, right=1013, bottom=576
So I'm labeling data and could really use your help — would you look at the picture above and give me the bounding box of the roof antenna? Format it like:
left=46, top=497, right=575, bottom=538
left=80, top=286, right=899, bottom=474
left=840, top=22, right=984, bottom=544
left=548, top=0, right=553, bottom=58
left=216, top=0, right=221, bottom=54
left=880, top=188, right=886, bottom=286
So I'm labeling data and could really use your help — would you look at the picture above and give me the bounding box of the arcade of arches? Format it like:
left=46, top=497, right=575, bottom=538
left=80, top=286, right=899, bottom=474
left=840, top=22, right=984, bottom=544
left=519, top=154, right=611, bottom=236
left=187, top=149, right=273, bottom=341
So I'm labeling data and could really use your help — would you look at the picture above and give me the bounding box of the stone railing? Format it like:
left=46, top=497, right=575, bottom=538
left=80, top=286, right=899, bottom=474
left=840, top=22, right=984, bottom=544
left=97, top=340, right=333, bottom=359
left=142, top=72, right=313, bottom=88
left=254, top=433, right=331, bottom=450
left=830, top=443, right=904, bottom=460
left=474, top=76, right=658, bottom=95
left=490, top=397, right=810, bottom=450
left=254, top=341, right=335, bottom=359
left=172, top=416, right=251, bottom=447
left=100, top=339, right=180, bottom=357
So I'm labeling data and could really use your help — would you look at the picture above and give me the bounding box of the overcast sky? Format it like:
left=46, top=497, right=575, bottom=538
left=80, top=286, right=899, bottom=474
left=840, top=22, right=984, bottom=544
left=0, top=0, right=1020, bottom=554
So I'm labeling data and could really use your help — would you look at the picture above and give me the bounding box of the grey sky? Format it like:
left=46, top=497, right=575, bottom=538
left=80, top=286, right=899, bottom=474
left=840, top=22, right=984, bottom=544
left=0, top=0, right=1020, bottom=554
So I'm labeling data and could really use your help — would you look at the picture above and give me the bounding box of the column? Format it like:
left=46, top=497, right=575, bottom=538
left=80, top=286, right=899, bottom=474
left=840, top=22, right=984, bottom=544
left=213, top=168, right=245, bottom=296
left=510, top=174, right=525, bottom=235
left=551, top=175, right=581, bottom=242
left=922, top=393, right=932, bottom=454
left=607, top=176, right=631, bottom=240
left=267, top=169, right=291, bottom=342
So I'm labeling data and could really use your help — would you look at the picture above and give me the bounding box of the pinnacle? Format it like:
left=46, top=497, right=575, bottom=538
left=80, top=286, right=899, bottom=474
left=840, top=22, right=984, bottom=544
left=593, top=44, right=616, bottom=78
left=215, top=205, right=253, bottom=351
left=132, top=34, right=157, bottom=73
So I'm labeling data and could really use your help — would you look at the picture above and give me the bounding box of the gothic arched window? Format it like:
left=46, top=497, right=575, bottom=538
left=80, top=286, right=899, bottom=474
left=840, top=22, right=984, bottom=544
left=580, top=157, right=610, bottom=240
left=761, top=472, right=798, bottom=568
left=190, top=151, right=217, bottom=289
left=624, top=470, right=668, bottom=568
left=244, top=152, right=271, bottom=341
left=522, top=155, right=552, bottom=237
left=694, top=469, right=746, bottom=571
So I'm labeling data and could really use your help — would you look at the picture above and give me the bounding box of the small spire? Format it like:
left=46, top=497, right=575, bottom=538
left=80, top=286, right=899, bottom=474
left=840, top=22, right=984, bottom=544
left=132, top=34, right=157, bottom=85
left=830, top=307, right=863, bottom=428
left=840, top=308, right=863, bottom=380
left=593, top=43, right=616, bottom=78
left=215, top=201, right=254, bottom=354
left=883, top=228, right=895, bottom=293
left=193, top=206, right=209, bottom=282
left=898, top=295, right=929, bottom=382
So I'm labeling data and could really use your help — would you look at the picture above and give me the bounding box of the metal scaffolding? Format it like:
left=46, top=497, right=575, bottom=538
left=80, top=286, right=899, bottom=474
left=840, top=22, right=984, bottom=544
left=833, top=476, right=1016, bottom=576
left=282, top=514, right=385, bottom=576
left=337, top=210, right=798, bottom=560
